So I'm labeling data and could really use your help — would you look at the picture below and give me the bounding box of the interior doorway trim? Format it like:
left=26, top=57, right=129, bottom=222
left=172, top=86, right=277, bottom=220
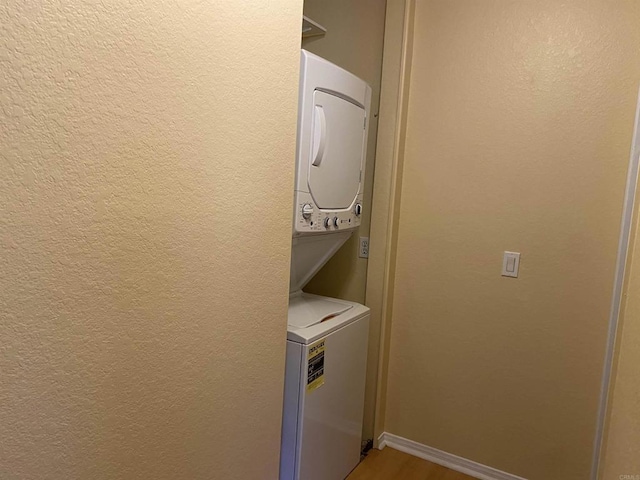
left=591, top=86, right=640, bottom=479
left=365, top=0, right=415, bottom=444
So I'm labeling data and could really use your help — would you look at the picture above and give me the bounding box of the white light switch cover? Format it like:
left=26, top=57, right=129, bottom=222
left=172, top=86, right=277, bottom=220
left=502, top=251, right=520, bottom=278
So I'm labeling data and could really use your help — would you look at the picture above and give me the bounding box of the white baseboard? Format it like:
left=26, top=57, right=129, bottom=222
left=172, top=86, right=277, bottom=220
left=377, top=432, right=527, bottom=480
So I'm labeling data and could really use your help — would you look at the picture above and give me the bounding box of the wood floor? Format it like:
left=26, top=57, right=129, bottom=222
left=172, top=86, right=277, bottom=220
left=347, top=447, right=476, bottom=480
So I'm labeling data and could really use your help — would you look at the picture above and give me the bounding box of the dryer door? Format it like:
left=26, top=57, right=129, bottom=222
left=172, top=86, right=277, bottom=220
left=308, top=90, right=366, bottom=210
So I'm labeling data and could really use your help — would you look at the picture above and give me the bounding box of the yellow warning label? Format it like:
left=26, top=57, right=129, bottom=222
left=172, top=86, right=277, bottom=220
left=307, top=339, right=325, bottom=392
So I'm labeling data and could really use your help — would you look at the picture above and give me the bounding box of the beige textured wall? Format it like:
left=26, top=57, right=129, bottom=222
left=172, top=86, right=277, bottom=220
left=300, top=0, right=387, bottom=442
left=0, top=1, right=301, bottom=479
left=601, top=139, right=640, bottom=477
left=383, top=1, right=640, bottom=479
left=602, top=219, right=640, bottom=478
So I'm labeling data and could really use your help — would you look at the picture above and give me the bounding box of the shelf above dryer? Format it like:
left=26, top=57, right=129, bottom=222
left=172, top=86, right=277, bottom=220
left=302, top=15, right=326, bottom=38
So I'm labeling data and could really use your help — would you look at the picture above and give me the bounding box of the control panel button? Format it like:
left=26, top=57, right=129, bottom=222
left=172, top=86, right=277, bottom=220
left=355, top=203, right=362, bottom=216
left=301, top=204, right=314, bottom=219
left=323, top=217, right=331, bottom=229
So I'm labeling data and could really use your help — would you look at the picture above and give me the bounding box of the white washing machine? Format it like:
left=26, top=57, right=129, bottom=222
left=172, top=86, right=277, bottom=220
left=280, top=51, right=372, bottom=480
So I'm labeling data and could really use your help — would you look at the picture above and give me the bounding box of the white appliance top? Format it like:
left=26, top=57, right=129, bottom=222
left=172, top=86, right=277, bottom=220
left=289, top=231, right=351, bottom=294
left=288, top=294, right=352, bottom=329
left=287, top=293, right=370, bottom=344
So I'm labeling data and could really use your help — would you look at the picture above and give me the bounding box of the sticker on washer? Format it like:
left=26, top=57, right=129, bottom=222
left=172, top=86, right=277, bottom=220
left=307, top=339, right=325, bottom=392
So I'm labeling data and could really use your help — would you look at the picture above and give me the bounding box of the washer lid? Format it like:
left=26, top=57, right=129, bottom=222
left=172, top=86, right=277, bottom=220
left=308, top=90, right=366, bottom=210
left=289, top=231, right=351, bottom=293
left=288, top=294, right=352, bottom=329
left=287, top=293, right=370, bottom=344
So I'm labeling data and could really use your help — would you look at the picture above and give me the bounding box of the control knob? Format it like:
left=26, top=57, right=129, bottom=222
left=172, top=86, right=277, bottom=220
left=323, top=217, right=331, bottom=229
left=333, top=217, right=339, bottom=228
left=301, top=203, right=314, bottom=220
left=354, top=203, right=362, bottom=216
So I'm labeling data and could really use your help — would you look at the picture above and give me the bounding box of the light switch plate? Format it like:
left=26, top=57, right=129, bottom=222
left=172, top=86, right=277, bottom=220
left=502, top=251, right=520, bottom=278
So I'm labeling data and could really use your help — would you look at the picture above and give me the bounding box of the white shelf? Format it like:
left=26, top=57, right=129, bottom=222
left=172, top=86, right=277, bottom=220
left=302, top=15, right=326, bottom=38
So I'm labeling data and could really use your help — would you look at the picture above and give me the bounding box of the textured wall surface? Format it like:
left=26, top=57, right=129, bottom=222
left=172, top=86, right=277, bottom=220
left=602, top=119, right=640, bottom=478
left=383, top=1, right=640, bottom=479
left=0, top=1, right=301, bottom=479
left=603, top=218, right=640, bottom=477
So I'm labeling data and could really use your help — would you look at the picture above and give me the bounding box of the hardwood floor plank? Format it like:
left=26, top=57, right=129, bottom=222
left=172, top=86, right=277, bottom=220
left=347, top=447, right=477, bottom=480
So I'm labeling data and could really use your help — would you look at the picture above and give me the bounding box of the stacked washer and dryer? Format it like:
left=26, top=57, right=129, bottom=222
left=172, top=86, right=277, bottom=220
left=279, top=51, right=372, bottom=480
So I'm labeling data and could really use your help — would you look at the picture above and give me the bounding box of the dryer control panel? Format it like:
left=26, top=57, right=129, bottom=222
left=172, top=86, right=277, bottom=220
left=294, top=192, right=363, bottom=234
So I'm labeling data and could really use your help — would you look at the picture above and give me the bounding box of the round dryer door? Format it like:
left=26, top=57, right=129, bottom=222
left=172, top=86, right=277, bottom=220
left=308, top=90, right=366, bottom=210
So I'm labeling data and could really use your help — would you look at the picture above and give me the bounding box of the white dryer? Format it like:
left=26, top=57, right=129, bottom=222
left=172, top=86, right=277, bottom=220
left=292, top=50, right=371, bottom=236
left=280, top=51, right=372, bottom=480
